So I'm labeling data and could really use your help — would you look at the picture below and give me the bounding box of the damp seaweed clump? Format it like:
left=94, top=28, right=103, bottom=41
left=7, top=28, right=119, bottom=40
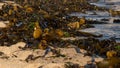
left=0, top=0, right=120, bottom=67
left=0, top=0, right=94, bottom=47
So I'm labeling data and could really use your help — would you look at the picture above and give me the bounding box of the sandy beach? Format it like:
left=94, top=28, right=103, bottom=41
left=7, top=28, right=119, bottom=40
left=0, top=1, right=109, bottom=68
left=0, top=42, right=103, bottom=68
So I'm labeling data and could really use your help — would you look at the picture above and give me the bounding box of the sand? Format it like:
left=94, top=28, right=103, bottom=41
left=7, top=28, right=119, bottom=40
left=0, top=42, right=103, bottom=68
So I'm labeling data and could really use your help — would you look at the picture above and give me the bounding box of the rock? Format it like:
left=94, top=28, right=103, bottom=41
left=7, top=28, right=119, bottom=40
left=77, top=31, right=103, bottom=37
left=61, top=37, right=87, bottom=41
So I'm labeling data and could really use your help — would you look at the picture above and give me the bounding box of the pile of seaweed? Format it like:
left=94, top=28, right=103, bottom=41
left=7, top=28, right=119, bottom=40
left=0, top=1, right=120, bottom=67
left=0, top=0, right=120, bottom=61
left=0, top=0, right=98, bottom=46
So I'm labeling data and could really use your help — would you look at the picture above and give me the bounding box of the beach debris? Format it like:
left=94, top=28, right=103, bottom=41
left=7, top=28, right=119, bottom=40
left=0, top=0, right=119, bottom=62
left=42, top=46, right=65, bottom=57
left=64, top=62, right=80, bottom=68
left=0, top=51, right=4, bottom=56
left=0, top=1, right=98, bottom=47
left=0, top=51, right=9, bottom=59
left=25, top=54, right=34, bottom=62
left=84, top=55, right=97, bottom=68
left=74, top=47, right=81, bottom=53
left=38, top=40, right=48, bottom=50
left=84, top=61, right=97, bottom=68
left=42, top=47, right=51, bottom=57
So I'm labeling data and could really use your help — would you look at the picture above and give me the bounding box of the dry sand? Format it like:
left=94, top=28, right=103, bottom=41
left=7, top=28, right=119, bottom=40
left=0, top=42, right=103, bottom=68
left=0, top=21, right=9, bottom=28
left=0, top=2, right=4, bottom=9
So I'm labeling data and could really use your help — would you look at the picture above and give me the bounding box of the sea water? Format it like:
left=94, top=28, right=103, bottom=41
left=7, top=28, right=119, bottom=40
left=81, top=23, right=120, bottom=42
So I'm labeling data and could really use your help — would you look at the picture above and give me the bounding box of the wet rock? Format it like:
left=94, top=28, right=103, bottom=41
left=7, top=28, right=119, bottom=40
left=75, top=31, right=103, bottom=37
